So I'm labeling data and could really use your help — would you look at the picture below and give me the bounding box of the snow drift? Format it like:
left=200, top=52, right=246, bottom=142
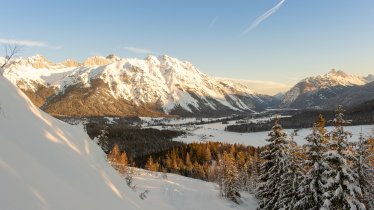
left=0, top=76, right=145, bottom=209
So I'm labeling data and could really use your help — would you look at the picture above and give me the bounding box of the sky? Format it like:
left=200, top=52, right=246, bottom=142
left=0, top=0, right=373, bottom=95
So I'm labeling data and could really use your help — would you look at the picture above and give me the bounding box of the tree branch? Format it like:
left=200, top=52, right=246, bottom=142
left=1, top=44, right=23, bottom=68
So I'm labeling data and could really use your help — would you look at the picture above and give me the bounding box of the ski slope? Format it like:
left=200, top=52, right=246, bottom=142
left=0, top=75, right=257, bottom=210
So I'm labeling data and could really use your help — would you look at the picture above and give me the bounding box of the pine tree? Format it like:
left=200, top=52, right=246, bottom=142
left=256, top=119, right=290, bottom=210
left=219, top=151, right=240, bottom=204
left=295, top=115, right=328, bottom=210
left=321, top=106, right=365, bottom=210
left=354, top=132, right=374, bottom=209
left=277, top=135, right=303, bottom=210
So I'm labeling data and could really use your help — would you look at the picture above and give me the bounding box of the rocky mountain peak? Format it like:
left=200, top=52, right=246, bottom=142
left=106, top=54, right=120, bottom=61
left=83, top=56, right=112, bottom=67
left=59, top=59, right=81, bottom=68
left=26, top=54, right=55, bottom=68
left=326, top=69, right=349, bottom=78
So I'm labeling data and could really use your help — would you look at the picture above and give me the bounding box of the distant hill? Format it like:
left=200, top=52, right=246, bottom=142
left=280, top=69, right=374, bottom=109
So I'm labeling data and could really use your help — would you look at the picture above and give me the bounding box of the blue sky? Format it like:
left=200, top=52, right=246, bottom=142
left=1, top=0, right=373, bottom=94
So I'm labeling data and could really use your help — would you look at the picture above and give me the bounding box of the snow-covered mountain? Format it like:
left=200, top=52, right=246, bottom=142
left=3, top=54, right=272, bottom=117
left=0, top=74, right=258, bottom=210
left=280, top=69, right=373, bottom=109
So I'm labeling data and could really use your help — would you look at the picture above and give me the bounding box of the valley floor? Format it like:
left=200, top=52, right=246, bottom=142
left=144, top=118, right=373, bottom=147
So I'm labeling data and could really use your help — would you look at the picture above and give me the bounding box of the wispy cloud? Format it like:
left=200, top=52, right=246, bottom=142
left=217, top=77, right=291, bottom=95
left=0, top=38, right=62, bottom=49
left=209, top=17, right=218, bottom=28
left=243, top=0, right=286, bottom=34
left=0, top=38, right=46, bottom=47
left=124, top=46, right=152, bottom=54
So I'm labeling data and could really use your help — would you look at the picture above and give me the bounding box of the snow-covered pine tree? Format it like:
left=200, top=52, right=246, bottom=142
left=354, top=132, right=374, bottom=209
left=276, top=129, right=303, bottom=209
left=256, top=119, right=290, bottom=210
left=295, top=115, right=328, bottom=210
left=321, top=105, right=365, bottom=210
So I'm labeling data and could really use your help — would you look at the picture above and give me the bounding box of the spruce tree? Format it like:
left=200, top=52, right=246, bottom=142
left=256, top=119, right=290, bottom=210
left=321, top=106, right=365, bottom=210
left=295, top=115, right=327, bottom=210
left=277, top=135, right=303, bottom=210
left=354, top=132, right=374, bottom=209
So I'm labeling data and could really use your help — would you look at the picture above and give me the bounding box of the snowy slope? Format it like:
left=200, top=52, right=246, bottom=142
left=281, top=69, right=371, bottom=108
left=133, top=169, right=258, bottom=210
left=0, top=76, right=141, bottom=210
left=2, top=55, right=271, bottom=117
left=0, top=75, right=257, bottom=210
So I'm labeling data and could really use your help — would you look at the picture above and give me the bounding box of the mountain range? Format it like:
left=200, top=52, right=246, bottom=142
left=2, top=54, right=276, bottom=117
left=280, top=69, right=374, bottom=109
left=2, top=54, right=373, bottom=117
